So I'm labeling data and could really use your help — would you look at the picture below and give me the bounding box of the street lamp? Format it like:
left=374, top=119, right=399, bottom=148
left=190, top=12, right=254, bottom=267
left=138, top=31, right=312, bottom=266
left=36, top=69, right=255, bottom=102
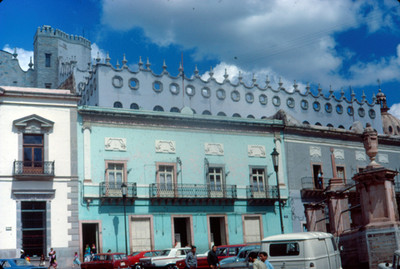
left=271, top=148, right=284, bottom=234
left=121, top=182, right=128, bottom=256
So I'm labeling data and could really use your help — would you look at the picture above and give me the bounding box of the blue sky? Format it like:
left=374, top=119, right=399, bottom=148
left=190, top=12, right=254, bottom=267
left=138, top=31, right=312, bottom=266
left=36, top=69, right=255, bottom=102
left=1, top=0, right=400, bottom=117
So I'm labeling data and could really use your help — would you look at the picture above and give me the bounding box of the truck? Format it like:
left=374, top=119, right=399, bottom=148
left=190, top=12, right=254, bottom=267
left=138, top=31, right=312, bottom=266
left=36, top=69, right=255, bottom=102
left=261, top=232, right=342, bottom=269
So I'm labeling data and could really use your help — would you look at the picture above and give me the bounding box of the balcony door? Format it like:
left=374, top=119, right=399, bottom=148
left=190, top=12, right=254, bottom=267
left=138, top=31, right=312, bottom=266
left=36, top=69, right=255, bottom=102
left=23, top=134, right=44, bottom=174
left=208, top=167, right=225, bottom=197
left=157, top=163, right=176, bottom=197
left=106, top=162, right=126, bottom=197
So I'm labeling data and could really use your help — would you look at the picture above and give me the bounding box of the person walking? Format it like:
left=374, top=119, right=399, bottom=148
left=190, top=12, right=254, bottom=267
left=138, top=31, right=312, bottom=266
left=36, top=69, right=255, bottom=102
left=207, top=245, right=219, bottom=269
left=73, top=252, right=81, bottom=268
left=20, top=250, right=26, bottom=259
left=248, top=252, right=266, bottom=269
left=185, top=245, right=197, bottom=269
left=259, top=252, right=274, bottom=269
left=48, top=248, right=57, bottom=269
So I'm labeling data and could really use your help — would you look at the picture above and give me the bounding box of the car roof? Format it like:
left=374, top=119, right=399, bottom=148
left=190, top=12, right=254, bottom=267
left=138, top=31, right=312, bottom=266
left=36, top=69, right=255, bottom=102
left=217, top=244, right=246, bottom=248
left=262, top=232, right=333, bottom=242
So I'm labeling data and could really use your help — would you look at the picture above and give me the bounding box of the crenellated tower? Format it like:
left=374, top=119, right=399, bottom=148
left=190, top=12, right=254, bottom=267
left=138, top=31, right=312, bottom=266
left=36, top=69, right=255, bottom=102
left=33, top=25, right=91, bottom=89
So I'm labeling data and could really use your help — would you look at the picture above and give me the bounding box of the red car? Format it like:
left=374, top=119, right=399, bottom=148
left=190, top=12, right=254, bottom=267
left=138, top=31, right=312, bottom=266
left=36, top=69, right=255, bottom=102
left=81, top=253, right=130, bottom=269
left=175, top=244, right=246, bottom=269
left=128, top=250, right=162, bottom=269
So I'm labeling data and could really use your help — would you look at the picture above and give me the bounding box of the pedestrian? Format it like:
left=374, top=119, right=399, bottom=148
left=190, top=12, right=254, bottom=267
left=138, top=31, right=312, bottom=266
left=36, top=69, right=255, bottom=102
left=91, top=243, right=97, bottom=254
left=185, top=245, right=197, bottom=269
left=259, top=252, right=274, bottom=269
left=20, top=250, right=26, bottom=259
left=73, top=252, right=81, bottom=267
left=84, top=244, right=91, bottom=262
left=48, top=248, right=57, bottom=269
left=39, top=254, right=46, bottom=267
left=317, top=171, right=323, bottom=189
left=248, top=252, right=266, bottom=269
left=207, top=245, right=219, bottom=269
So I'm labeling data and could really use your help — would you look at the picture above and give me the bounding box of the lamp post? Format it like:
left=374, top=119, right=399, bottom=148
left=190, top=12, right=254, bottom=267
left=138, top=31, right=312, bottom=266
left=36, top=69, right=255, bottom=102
left=271, top=148, right=284, bottom=234
left=121, top=183, right=128, bottom=256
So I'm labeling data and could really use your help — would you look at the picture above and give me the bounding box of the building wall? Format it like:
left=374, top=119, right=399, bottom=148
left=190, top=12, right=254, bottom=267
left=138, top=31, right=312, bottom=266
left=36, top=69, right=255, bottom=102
left=79, top=63, right=383, bottom=133
left=0, top=87, right=79, bottom=265
left=77, top=108, right=290, bottom=253
left=0, top=50, right=35, bottom=87
left=285, top=130, right=400, bottom=233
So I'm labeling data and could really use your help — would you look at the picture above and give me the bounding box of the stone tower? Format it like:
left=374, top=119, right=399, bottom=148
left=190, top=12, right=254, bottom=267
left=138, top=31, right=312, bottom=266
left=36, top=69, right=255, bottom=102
left=33, top=25, right=91, bottom=89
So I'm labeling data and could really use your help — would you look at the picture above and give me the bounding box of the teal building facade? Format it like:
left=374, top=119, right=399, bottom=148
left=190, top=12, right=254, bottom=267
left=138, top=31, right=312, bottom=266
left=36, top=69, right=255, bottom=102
left=77, top=106, right=290, bottom=254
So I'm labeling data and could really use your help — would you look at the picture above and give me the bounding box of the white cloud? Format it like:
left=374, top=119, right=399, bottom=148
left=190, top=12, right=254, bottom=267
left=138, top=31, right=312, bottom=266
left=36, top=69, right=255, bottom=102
left=91, top=43, right=107, bottom=64
left=3, top=45, right=33, bottom=71
left=100, top=0, right=400, bottom=91
left=390, top=103, right=400, bottom=119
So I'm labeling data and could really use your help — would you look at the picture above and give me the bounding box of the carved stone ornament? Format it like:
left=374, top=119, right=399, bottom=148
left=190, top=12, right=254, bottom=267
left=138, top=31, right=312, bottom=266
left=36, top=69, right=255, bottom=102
left=378, top=153, right=389, bottom=163
left=355, top=151, right=367, bottom=161
left=105, top=137, right=127, bottom=151
left=309, top=146, right=321, bottom=158
left=333, top=149, right=345, bottom=160
left=362, top=123, right=380, bottom=168
left=248, top=145, right=266, bottom=158
left=155, top=140, right=176, bottom=153
left=205, top=143, right=224, bottom=156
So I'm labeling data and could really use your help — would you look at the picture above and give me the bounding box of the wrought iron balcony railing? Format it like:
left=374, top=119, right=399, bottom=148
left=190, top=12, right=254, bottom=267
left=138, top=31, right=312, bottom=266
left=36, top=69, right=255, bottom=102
left=100, top=182, right=137, bottom=198
left=149, top=183, right=237, bottom=199
left=13, top=161, right=55, bottom=177
left=246, top=185, right=278, bottom=199
left=301, top=177, right=324, bottom=190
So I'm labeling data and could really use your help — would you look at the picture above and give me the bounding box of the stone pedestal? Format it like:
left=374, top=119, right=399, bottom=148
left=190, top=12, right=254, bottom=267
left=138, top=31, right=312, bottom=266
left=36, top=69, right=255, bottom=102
left=304, top=203, right=327, bottom=232
left=327, top=178, right=350, bottom=236
left=339, top=167, right=400, bottom=268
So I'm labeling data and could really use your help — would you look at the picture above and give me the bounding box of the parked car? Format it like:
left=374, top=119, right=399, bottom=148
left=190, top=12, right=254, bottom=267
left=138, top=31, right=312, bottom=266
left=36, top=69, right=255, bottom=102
left=0, top=259, right=46, bottom=269
left=261, top=232, right=342, bottom=269
left=378, top=249, right=400, bottom=268
left=219, top=245, right=260, bottom=268
left=128, top=250, right=162, bottom=269
left=80, top=253, right=130, bottom=269
left=140, top=247, right=191, bottom=269
left=175, top=244, right=246, bottom=269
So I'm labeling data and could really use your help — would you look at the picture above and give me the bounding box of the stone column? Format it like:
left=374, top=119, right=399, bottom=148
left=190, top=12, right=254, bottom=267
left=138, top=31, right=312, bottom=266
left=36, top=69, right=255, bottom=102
left=304, top=203, right=327, bottom=232
left=326, top=178, right=350, bottom=236
left=353, top=168, right=399, bottom=228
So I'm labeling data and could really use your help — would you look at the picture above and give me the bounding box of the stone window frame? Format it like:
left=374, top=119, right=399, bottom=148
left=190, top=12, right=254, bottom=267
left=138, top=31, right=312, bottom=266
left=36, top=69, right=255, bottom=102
left=369, top=109, right=376, bottom=119
left=231, top=90, right=240, bottom=102
left=216, top=89, right=226, bottom=100
left=129, top=78, right=140, bottom=90
left=336, top=104, right=343, bottom=114
left=202, top=87, right=211, bottom=98
left=287, top=97, right=295, bottom=108
left=358, top=107, right=365, bottom=117
left=272, top=96, right=281, bottom=107
left=152, top=81, right=163, bottom=93
left=245, top=92, right=254, bottom=104
left=313, top=101, right=321, bottom=112
left=325, top=103, right=332, bottom=113
left=301, top=99, right=309, bottom=110
left=259, top=94, right=267, bottom=105
left=170, top=83, right=180, bottom=95
left=112, top=76, right=123, bottom=88
left=185, top=85, right=195, bottom=96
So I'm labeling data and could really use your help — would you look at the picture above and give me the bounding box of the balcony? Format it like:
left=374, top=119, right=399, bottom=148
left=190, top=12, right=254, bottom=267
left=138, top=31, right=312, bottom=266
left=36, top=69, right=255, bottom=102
left=149, top=183, right=237, bottom=204
left=99, top=182, right=137, bottom=203
left=301, top=177, right=326, bottom=199
left=13, top=161, right=55, bottom=179
left=246, top=185, right=278, bottom=205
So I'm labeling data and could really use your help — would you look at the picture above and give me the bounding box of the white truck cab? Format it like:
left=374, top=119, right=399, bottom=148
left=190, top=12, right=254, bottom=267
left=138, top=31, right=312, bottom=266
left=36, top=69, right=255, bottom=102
left=261, top=232, right=342, bottom=269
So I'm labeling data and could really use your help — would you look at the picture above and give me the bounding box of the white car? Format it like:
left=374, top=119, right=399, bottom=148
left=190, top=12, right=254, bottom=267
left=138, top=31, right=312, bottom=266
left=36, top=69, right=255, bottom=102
left=378, top=249, right=400, bottom=268
left=140, top=247, right=191, bottom=269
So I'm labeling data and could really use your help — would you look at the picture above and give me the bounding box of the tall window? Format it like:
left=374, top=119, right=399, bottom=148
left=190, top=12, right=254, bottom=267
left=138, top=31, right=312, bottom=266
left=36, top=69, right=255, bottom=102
left=251, top=168, right=265, bottom=192
left=21, top=201, right=46, bottom=257
left=336, top=166, right=346, bottom=183
left=45, top=53, right=51, bottom=67
left=158, top=165, right=174, bottom=190
left=23, top=134, right=44, bottom=173
left=208, top=167, right=224, bottom=191
left=107, top=163, right=125, bottom=188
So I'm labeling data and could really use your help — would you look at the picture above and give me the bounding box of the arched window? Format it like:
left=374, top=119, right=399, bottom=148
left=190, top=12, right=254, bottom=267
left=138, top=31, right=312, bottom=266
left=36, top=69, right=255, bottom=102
left=113, top=102, right=123, bottom=108
left=130, top=103, right=139, bottom=109
left=217, top=112, right=226, bottom=116
left=247, top=115, right=255, bottom=119
left=327, top=123, right=333, bottom=127
left=315, top=122, right=322, bottom=126
left=153, top=105, right=164, bottom=112
left=232, top=113, right=241, bottom=118
left=202, top=110, right=212, bottom=115
left=303, top=121, right=310, bottom=125
left=170, top=107, right=180, bottom=113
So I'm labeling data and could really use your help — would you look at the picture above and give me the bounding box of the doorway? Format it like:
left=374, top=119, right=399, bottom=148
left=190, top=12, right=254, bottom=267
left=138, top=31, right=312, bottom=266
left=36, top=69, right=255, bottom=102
left=209, top=216, right=227, bottom=246
left=82, top=223, right=99, bottom=255
left=173, top=217, right=191, bottom=247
